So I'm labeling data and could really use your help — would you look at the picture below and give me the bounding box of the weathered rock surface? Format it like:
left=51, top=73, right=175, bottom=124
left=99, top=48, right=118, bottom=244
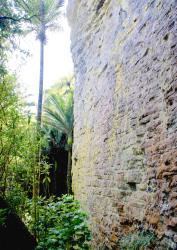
left=67, top=0, right=177, bottom=249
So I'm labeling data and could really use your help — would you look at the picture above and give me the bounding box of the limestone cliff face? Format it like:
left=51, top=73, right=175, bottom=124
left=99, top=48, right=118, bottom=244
left=67, top=0, right=177, bottom=249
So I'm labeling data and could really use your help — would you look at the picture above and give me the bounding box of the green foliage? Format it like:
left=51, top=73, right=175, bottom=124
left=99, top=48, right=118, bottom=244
left=0, top=75, right=22, bottom=195
left=33, top=195, right=91, bottom=250
left=118, top=231, right=156, bottom=250
left=0, top=1, right=77, bottom=244
left=43, top=79, right=74, bottom=194
left=0, top=0, right=24, bottom=75
left=45, top=76, right=75, bottom=96
left=5, top=184, right=29, bottom=218
left=0, top=74, right=45, bottom=218
left=40, top=161, right=52, bottom=196
left=0, top=0, right=23, bottom=40
left=43, top=80, right=74, bottom=151
left=0, top=208, right=9, bottom=226
left=15, top=0, right=64, bottom=42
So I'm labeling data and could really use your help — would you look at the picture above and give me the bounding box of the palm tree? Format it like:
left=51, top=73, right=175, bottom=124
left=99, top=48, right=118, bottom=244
left=43, top=90, right=73, bottom=194
left=15, top=0, right=64, bottom=126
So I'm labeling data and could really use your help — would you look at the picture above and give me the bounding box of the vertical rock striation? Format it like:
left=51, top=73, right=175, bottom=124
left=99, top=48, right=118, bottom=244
left=67, top=0, right=177, bottom=249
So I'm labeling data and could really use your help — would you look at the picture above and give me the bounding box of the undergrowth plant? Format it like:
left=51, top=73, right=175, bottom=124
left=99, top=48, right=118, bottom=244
left=118, top=230, right=156, bottom=250
left=32, top=195, right=91, bottom=250
left=0, top=208, right=9, bottom=226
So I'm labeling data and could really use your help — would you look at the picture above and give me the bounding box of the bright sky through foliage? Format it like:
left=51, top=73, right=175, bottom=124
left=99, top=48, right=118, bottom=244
left=9, top=2, right=73, bottom=104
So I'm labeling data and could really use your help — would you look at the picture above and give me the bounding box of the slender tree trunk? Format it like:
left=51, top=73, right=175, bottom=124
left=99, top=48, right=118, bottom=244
left=67, top=149, right=72, bottom=194
left=33, top=41, right=44, bottom=239
left=37, top=0, right=45, bottom=196
left=37, top=0, right=45, bottom=127
left=53, top=160, right=57, bottom=195
left=37, top=38, right=44, bottom=126
left=33, top=0, right=45, bottom=238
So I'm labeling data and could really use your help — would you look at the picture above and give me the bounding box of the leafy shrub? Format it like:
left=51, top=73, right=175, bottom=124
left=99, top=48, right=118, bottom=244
left=35, top=195, right=92, bottom=250
left=118, top=230, right=155, bottom=250
left=6, top=184, right=29, bottom=219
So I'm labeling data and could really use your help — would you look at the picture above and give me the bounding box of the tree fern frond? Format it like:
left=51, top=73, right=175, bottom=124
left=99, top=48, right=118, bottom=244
left=43, top=90, right=73, bottom=147
left=46, top=94, right=68, bottom=125
left=43, top=107, right=69, bottom=133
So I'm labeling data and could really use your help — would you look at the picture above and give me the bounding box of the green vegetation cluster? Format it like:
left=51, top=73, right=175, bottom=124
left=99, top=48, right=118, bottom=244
left=0, top=1, right=91, bottom=249
left=33, top=195, right=91, bottom=250
left=118, top=231, right=156, bottom=250
left=43, top=78, right=74, bottom=194
left=0, top=74, right=40, bottom=207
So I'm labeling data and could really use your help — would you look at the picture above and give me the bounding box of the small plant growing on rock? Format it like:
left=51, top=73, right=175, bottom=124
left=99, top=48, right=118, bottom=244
left=118, top=230, right=155, bottom=250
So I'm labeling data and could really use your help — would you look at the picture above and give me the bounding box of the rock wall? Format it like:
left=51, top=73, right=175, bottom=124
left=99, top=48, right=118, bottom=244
left=67, top=0, right=177, bottom=249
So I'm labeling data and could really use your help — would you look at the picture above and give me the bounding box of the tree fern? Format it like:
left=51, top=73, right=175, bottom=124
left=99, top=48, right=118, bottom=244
left=43, top=88, right=73, bottom=193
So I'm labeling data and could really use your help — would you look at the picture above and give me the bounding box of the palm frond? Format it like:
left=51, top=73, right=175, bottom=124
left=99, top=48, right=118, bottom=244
left=43, top=91, right=73, bottom=145
left=15, top=0, right=64, bottom=37
left=43, top=107, right=69, bottom=134
left=45, top=94, right=68, bottom=126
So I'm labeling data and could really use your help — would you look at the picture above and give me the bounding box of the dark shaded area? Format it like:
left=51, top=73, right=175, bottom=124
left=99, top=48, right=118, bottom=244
left=127, top=182, right=137, bottom=191
left=48, top=146, right=68, bottom=196
left=96, top=0, right=106, bottom=13
left=0, top=196, right=36, bottom=250
left=41, top=134, right=68, bottom=197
